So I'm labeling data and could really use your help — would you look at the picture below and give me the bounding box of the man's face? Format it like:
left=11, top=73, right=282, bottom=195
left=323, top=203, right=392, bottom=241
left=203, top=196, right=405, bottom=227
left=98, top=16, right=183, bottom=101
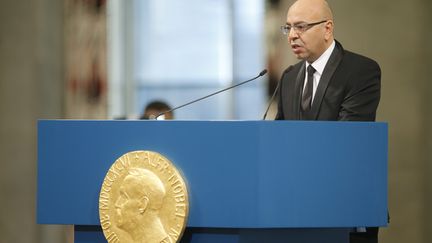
left=286, top=5, right=330, bottom=63
left=114, top=178, right=147, bottom=230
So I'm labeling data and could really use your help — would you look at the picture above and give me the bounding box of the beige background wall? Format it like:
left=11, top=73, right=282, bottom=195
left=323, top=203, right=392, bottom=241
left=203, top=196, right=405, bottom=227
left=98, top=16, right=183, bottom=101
left=0, top=0, right=431, bottom=242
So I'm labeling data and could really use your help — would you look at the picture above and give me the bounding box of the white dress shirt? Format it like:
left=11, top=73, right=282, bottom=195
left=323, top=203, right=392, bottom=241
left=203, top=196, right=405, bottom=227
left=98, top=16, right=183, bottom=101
left=303, top=40, right=336, bottom=102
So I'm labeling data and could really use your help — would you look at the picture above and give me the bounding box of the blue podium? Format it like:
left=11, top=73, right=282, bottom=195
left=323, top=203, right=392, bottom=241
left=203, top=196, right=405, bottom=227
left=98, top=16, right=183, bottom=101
left=37, top=120, right=388, bottom=243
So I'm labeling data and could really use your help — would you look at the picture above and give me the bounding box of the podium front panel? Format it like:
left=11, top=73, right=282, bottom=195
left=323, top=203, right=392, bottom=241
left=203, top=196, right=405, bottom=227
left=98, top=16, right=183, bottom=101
left=37, top=120, right=387, bottom=228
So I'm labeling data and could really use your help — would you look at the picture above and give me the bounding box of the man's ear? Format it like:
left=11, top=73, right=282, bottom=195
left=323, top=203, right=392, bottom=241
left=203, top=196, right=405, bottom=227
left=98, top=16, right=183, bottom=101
left=324, top=20, right=334, bottom=41
left=139, top=196, right=149, bottom=214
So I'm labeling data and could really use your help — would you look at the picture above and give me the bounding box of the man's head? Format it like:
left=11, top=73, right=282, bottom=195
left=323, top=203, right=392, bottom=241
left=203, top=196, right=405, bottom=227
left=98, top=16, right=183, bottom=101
left=284, top=0, right=334, bottom=63
left=114, top=168, right=166, bottom=231
left=141, top=100, right=173, bottom=120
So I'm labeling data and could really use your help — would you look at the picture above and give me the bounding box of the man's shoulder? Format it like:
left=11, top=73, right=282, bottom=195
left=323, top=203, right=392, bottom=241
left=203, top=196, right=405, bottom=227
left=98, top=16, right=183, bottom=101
left=333, top=40, right=379, bottom=69
left=282, top=61, right=304, bottom=76
left=342, top=49, right=380, bottom=68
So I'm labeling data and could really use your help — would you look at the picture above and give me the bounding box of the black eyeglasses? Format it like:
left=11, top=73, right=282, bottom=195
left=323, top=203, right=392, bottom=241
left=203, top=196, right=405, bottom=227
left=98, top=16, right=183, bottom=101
left=280, top=20, right=327, bottom=35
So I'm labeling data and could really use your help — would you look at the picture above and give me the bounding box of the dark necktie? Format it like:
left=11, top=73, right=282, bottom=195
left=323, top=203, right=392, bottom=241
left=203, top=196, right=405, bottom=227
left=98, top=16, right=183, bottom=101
left=301, top=65, right=316, bottom=111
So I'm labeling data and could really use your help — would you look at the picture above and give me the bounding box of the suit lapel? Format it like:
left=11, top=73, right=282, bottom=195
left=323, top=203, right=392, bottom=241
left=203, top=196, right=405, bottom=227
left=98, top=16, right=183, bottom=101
left=293, top=63, right=306, bottom=119
left=310, top=41, right=344, bottom=119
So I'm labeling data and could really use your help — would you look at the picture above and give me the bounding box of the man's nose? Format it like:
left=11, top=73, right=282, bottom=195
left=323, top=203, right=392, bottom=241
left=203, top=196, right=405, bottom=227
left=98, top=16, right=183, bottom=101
left=288, top=29, right=299, bottom=41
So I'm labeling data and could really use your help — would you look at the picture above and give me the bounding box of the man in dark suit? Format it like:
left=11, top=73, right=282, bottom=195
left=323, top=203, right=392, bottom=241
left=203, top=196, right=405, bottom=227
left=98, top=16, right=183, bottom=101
left=276, top=0, right=380, bottom=122
left=275, top=0, right=381, bottom=242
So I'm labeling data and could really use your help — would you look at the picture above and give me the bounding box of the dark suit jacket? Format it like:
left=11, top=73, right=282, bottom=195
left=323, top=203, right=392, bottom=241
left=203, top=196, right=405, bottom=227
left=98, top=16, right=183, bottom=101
left=276, top=41, right=381, bottom=121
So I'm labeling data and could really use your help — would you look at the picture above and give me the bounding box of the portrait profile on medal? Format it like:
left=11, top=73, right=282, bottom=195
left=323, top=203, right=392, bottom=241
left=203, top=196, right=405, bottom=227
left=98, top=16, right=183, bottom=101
left=99, top=151, right=188, bottom=243
left=114, top=168, right=171, bottom=243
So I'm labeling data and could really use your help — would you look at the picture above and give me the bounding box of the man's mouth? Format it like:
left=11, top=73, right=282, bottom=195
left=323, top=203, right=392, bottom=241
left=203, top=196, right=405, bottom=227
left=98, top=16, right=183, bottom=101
left=291, top=43, right=303, bottom=54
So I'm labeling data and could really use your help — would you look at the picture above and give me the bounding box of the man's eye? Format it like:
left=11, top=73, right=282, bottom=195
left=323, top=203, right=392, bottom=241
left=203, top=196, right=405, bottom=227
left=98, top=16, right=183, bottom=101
left=120, top=191, right=128, bottom=199
left=296, top=25, right=307, bottom=31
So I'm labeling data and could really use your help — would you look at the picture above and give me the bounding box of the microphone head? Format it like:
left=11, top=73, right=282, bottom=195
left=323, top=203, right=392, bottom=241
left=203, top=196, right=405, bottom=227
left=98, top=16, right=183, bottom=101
left=259, top=69, right=268, bottom=76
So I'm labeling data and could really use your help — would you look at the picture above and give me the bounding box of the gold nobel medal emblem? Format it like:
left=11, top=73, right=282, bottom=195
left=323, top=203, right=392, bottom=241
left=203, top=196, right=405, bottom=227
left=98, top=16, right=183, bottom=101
left=99, top=151, right=189, bottom=243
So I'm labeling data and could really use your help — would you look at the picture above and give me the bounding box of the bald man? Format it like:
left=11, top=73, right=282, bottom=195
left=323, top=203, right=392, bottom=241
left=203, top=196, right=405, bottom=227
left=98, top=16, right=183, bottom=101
left=276, top=0, right=380, bottom=121
left=275, top=0, right=381, bottom=242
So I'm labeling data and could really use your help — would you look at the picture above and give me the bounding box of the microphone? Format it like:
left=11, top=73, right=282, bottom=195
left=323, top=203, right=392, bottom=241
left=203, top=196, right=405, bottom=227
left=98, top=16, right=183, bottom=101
left=155, top=69, right=268, bottom=119
left=262, top=66, right=293, bottom=120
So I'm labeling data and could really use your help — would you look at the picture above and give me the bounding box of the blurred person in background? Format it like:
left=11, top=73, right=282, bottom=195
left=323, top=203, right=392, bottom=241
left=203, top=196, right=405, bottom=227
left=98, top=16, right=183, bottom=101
left=140, top=100, right=174, bottom=120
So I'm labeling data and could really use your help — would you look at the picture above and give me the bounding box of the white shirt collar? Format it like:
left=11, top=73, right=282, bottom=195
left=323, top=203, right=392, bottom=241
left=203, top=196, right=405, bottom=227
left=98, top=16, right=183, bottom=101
left=306, top=40, right=335, bottom=75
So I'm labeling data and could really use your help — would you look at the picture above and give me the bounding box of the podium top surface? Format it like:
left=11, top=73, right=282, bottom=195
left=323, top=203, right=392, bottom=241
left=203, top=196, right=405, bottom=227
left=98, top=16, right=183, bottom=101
left=37, top=120, right=387, bottom=228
